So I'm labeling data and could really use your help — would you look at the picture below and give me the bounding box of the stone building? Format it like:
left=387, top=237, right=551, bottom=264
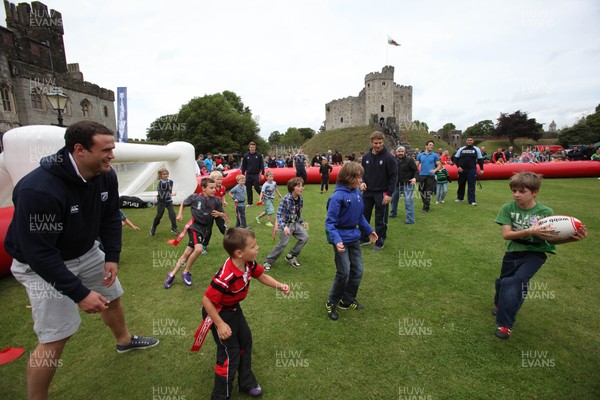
left=324, top=65, right=412, bottom=131
left=0, top=1, right=115, bottom=151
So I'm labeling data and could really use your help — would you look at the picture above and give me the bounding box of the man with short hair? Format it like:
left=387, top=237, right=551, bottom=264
left=240, top=142, right=265, bottom=205
left=6, top=121, right=159, bottom=400
left=416, top=140, right=441, bottom=213
left=360, top=131, right=398, bottom=252
left=390, top=146, right=418, bottom=224
left=453, top=137, right=484, bottom=205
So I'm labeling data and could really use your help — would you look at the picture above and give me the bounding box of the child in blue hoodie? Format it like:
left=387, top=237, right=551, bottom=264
left=325, top=162, right=378, bottom=321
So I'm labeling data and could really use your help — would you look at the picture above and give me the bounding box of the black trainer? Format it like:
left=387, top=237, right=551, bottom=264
left=116, top=335, right=159, bottom=353
left=338, top=300, right=364, bottom=310
left=326, top=301, right=339, bottom=321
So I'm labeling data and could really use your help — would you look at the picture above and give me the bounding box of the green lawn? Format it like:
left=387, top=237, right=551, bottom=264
left=1, top=178, right=599, bottom=399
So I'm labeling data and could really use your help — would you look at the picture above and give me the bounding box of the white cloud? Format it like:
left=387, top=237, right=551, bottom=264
left=2, top=0, right=598, bottom=140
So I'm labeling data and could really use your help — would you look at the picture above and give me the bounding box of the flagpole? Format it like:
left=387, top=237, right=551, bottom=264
left=386, top=42, right=389, bottom=66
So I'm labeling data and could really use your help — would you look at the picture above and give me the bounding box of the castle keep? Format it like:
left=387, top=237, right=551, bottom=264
left=0, top=1, right=116, bottom=150
left=324, top=66, right=412, bottom=131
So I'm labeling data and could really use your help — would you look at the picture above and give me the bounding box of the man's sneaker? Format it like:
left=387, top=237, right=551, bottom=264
left=326, top=301, right=339, bottom=321
left=285, top=254, right=301, bottom=268
left=495, top=326, right=512, bottom=340
left=255, top=216, right=261, bottom=224
left=241, top=384, right=262, bottom=397
left=359, top=239, right=370, bottom=246
left=182, top=271, right=192, bottom=286
left=492, top=305, right=498, bottom=316
left=435, top=201, right=439, bottom=204
left=265, top=221, right=274, bottom=227
left=116, top=335, right=159, bottom=353
left=164, top=273, right=175, bottom=289
left=372, top=244, right=384, bottom=252
left=263, top=262, right=271, bottom=271
left=171, top=227, right=179, bottom=234
left=441, top=200, right=445, bottom=204
left=471, top=202, right=477, bottom=206
left=455, top=199, right=464, bottom=202
left=150, top=226, right=156, bottom=236
left=338, top=300, right=364, bottom=310
left=389, top=214, right=397, bottom=218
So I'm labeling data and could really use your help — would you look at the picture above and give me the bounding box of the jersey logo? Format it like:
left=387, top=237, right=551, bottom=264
left=100, top=192, right=108, bottom=201
left=70, top=205, right=79, bottom=214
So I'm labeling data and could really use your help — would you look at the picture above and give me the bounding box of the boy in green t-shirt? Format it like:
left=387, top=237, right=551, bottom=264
left=493, top=172, right=587, bottom=339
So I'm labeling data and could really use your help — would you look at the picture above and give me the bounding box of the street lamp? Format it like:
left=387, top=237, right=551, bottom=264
left=46, top=87, right=69, bottom=127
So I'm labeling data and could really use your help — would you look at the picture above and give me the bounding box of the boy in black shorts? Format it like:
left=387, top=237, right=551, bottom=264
left=202, top=228, right=290, bottom=399
left=164, top=178, right=226, bottom=288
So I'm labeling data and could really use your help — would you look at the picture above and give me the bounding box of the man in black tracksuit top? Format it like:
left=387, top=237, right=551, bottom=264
left=240, top=142, right=265, bottom=205
left=5, top=121, right=158, bottom=399
left=360, top=131, right=398, bottom=252
left=453, top=137, right=485, bottom=205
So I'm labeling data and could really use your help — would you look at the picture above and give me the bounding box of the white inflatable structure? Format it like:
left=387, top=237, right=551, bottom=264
left=0, top=125, right=197, bottom=207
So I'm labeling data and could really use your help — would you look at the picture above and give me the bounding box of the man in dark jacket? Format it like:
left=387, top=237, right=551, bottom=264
left=453, top=137, right=484, bottom=205
left=390, top=146, right=418, bottom=224
left=6, top=121, right=158, bottom=399
left=240, top=142, right=265, bottom=205
left=360, top=131, right=398, bottom=252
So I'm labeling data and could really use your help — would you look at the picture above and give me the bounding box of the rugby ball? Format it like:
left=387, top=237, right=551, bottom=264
left=537, top=215, right=582, bottom=241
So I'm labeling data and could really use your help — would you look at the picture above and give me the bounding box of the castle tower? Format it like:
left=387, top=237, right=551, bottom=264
left=3, top=0, right=67, bottom=72
left=324, top=66, right=413, bottom=131
left=364, top=66, right=395, bottom=126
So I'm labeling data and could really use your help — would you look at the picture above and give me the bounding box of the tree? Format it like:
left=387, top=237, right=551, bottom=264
left=298, top=127, right=316, bottom=141
left=146, top=114, right=182, bottom=142
left=268, top=130, right=282, bottom=145
left=558, top=104, right=600, bottom=147
left=440, top=122, right=456, bottom=137
left=413, top=120, right=429, bottom=132
left=463, top=120, right=495, bottom=138
left=279, top=127, right=304, bottom=145
left=162, top=91, right=265, bottom=155
left=494, top=110, right=543, bottom=144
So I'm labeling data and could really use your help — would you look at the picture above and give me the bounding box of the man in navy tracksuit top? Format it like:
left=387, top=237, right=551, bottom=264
left=240, top=141, right=265, bottom=205
left=453, top=137, right=485, bottom=205
left=359, top=131, right=398, bottom=252
left=5, top=121, right=158, bottom=399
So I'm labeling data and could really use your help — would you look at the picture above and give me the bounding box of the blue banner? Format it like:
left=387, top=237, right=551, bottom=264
left=117, top=87, right=128, bottom=142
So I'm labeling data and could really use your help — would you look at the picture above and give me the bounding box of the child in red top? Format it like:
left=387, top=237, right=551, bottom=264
left=202, top=228, right=290, bottom=399
left=210, top=171, right=228, bottom=207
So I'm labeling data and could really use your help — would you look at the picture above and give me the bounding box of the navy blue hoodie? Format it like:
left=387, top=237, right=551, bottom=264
left=5, top=147, right=122, bottom=303
left=361, top=146, right=398, bottom=196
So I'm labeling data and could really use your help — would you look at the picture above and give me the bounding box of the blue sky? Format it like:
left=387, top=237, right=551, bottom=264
left=2, top=0, right=599, bottom=139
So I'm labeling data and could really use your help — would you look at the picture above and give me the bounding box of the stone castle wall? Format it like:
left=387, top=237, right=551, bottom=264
left=325, top=66, right=412, bottom=131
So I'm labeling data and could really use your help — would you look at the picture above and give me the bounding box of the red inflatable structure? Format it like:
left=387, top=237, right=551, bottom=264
left=217, top=161, right=600, bottom=189
left=0, top=206, right=14, bottom=278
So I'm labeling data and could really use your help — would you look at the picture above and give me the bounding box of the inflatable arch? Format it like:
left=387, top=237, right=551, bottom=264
left=0, top=125, right=198, bottom=278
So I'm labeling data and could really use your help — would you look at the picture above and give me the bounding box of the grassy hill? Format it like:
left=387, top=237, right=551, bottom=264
left=302, top=126, right=453, bottom=156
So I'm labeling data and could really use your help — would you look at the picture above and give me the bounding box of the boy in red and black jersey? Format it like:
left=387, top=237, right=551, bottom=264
left=202, top=228, right=290, bottom=399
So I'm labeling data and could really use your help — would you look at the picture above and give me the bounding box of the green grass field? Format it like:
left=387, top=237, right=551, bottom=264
left=1, top=178, right=599, bottom=400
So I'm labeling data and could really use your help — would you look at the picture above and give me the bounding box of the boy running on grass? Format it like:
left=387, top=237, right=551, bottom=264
left=229, top=174, right=248, bottom=228
left=493, top=171, right=587, bottom=339
left=202, top=228, right=290, bottom=399
left=262, top=177, right=309, bottom=271
left=325, top=162, right=378, bottom=320
left=164, top=178, right=226, bottom=288
left=255, top=171, right=283, bottom=226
